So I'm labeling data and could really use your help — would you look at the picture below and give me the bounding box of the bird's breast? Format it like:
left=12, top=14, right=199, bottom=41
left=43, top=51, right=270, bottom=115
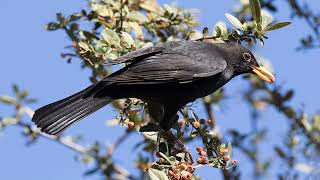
left=106, top=74, right=230, bottom=106
left=190, top=75, right=226, bottom=98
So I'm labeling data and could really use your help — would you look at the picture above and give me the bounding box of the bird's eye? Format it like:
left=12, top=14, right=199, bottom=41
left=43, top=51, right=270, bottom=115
left=243, top=53, right=251, bottom=62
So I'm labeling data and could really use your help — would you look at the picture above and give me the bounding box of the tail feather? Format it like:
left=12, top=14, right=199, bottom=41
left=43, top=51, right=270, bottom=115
left=45, top=99, right=109, bottom=135
left=32, top=86, right=112, bottom=135
left=36, top=98, right=92, bottom=128
left=33, top=87, right=91, bottom=122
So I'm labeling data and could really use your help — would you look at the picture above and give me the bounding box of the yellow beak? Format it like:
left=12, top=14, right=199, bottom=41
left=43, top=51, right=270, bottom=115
left=251, top=65, right=275, bottom=83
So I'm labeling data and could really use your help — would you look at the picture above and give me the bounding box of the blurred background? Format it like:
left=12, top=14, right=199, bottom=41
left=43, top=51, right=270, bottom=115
left=0, top=0, right=320, bottom=179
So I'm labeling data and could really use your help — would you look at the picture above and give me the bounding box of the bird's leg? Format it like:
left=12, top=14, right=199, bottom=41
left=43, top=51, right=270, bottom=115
left=156, top=134, right=173, bottom=158
left=157, top=128, right=194, bottom=164
left=145, top=102, right=193, bottom=163
left=159, top=114, right=194, bottom=164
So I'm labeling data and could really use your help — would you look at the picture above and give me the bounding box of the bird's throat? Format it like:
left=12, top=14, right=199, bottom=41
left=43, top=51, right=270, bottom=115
left=221, top=68, right=234, bottom=81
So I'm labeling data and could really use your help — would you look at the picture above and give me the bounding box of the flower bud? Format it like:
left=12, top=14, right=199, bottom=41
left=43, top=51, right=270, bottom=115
left=219, top=148, right=227, bottom=156
left=223, top=155, right=230, bottom=161
left=196, top=147, right=203, bottom=153
left=232, top=160, right=238, bottom=165
left=196, top=157, right=209, bottom=164
left=193, top=121, right=200, bottom=128
left=186, top=165, right=195, bottom=173
left=127, top=121, right=135, bottom=129
left=179, top=119, right=186, bottom=127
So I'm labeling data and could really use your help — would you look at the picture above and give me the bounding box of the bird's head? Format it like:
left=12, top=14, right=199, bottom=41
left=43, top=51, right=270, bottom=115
left=220, top=42, right=275, bottom=83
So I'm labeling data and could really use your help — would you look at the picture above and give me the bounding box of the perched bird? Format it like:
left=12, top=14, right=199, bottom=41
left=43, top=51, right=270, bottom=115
left=32, top=40, right=275, bottom=135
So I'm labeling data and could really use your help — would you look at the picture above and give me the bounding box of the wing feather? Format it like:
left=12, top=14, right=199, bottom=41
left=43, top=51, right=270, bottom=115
left=107, top=41, right=185, bottom=65
left=104, top=41, right=227, bottom=85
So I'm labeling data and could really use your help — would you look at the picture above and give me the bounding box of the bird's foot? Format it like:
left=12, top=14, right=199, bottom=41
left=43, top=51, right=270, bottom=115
left=140, top=123, right=193, bottom=164
left=158, top=128, right=193, bottom=164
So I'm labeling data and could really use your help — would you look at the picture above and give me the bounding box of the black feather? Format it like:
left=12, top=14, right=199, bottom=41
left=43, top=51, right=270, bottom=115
left=32, top=40, right=260, bottom=134
left=32, top=86, right=112, bottom=135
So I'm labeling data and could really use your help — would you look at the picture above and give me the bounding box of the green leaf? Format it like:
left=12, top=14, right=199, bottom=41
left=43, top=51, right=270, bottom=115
left=45, top=22, right=61, bottom=31
left=79, top=31, right=96, bottom=40
left=168, top=156, right=176, bottom=163
left=56, top=13, right=65, bottom=24
left=140, top=1, right=158, bottom=12
left=141, top=42, right=154, bottom=48
left=225, top=13, right=243, bottom=30
left=243, top=21, right=255, bottom=31
left=190, top=131, right=198, bottom=138
left=105, top=118, right=120, bottom=127
left=227, top=142, right=232, bottom=157
left=148, top=168, right=169, bottom=180
left=1, top=117, right=16, bottom=125
left=264, top=22, right=291, bottom=32
left=127, top=11, right=148, bottom=23
left=175, top=153, right=185, bottom=160
left=141, top=131, right=158, bottom=142
left=219, top=143, right=226, bottom=149
left=202, top=27, right=209, bottom=37
left=12, top=84, right=19, bottom=94
left=0, top=96, right=16, bottom=104
left=262, top=160, right=271, bottom=171
left=92, top=4, right=113, bottom=17
left=84, top=167, right=99, bottom=176
left=312, top=115, right=320, bottom=131
left=260, top=38, right=265, bottom=47
left=214, top=21, right=228, bottom=37
left=121, top=32, right=135, bottom=48
left=214, top=26, right=222, bottom=37
left=163, top=4, right=176, bottom=16
left=126, top=22, right=144, bottom=39
left=19, top=91, right=29, bottom=100
left=274, top=147, right=286, bottom=158
left=78, top=41, right=90, bottom=51
left=68, top=13, right=82, bottom=22
left=208, top=157, right=220, bottom=167
left=294, top=163, right=315, bottom=174
left=191, top=111, right=199, bottom=121
left=104, top=52, right=118, bottom=60
left=249, top=0, right=262, bottom=25
left=283, top=90, right=294, bottom=101
left=101, top=28, right=121, bottom=47
left=261, top=10, right=273, bottom=29
left=158, top=152, right=172, bottom=164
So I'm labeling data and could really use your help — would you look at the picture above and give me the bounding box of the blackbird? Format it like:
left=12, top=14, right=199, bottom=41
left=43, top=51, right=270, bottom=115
left=32, top=40, right=275, bottom=135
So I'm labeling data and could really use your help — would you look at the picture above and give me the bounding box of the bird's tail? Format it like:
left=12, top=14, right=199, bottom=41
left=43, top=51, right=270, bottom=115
left=32, top=86, right=112, bottom=135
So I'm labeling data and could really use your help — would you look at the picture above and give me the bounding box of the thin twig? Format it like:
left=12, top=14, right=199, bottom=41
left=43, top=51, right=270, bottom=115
left=203, top=101, right=216, bottom=126
left=201, top=100, right=232, bottom=180
left=107, top=130, right=132, bottom=156
left=12, top=106, right=135, bottom=179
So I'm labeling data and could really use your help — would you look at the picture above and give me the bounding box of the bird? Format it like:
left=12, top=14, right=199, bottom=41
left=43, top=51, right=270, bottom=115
left=32, top=40, right=275, bottom=135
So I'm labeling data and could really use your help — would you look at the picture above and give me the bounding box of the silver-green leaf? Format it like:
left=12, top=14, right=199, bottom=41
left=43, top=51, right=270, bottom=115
left=214, top=21, right=228, bottom=37
left=249, top=0, right=262, bottom=25
left=227, top=142, right=232, bottom=157
left=261, top=10, right=273, bottom=29
left=101, top=28, right=121, bottom=47
left=148, top=168, right=169, bottom=180
left=225, top=13, right=243, bottom=30
left=127, top=11, right=148, bottom=23
left=121, top=32, right=135, bottom=48
left=264, top=22, right=291, bottom=32
left=0, top=96, right=16, bottom=104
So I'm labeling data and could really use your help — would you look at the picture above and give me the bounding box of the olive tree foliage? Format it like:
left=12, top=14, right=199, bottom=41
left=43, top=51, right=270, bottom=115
left=0, top=0, right=319, bottom=179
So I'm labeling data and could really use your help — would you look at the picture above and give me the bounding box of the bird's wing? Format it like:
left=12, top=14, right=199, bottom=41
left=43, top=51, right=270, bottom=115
left=104, top=41, right=227, bottom=85
left=107, top=41, right=186, bottom=65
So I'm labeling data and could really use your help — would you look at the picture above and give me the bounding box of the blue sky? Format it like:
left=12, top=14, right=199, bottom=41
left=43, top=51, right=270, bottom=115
left=1, top=0, right=320, bottom=179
